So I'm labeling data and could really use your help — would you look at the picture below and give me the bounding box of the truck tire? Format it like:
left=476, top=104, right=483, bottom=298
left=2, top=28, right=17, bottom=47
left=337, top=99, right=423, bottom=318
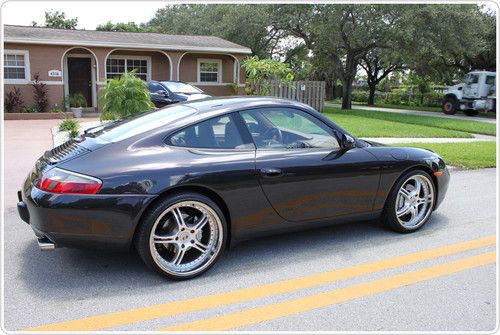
left=442, top=96, right=458, bottom=115
left=464, top=109, right=479, bottom=116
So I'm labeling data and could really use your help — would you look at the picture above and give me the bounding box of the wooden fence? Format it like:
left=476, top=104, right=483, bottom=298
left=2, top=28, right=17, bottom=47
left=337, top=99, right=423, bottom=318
left=268, top=81, right=326, bottom=112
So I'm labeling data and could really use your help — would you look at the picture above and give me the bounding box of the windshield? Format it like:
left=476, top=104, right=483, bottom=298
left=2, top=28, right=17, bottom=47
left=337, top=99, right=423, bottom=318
left=91, top=105, right=197, bottom=142
left=161, top=82, right=203, bottom=94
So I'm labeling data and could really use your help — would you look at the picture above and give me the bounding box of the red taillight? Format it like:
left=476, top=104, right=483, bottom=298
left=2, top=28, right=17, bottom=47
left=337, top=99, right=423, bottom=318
left=36, top=168, right=102, bottom=195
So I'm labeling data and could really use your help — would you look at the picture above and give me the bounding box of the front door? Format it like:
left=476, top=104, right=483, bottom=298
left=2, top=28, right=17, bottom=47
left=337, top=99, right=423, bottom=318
left=67, top=57, right=92, bottom=107
left=239, top=107, right=381, bottom=222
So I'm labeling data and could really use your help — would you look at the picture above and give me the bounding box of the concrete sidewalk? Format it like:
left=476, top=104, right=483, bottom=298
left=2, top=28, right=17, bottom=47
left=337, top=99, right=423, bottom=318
left=325, top=103, right=497, bottom=124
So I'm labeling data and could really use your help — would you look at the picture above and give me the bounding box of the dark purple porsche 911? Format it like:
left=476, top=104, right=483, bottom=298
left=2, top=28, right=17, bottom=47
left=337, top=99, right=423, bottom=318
left=17, top=97, right=449, bottom=279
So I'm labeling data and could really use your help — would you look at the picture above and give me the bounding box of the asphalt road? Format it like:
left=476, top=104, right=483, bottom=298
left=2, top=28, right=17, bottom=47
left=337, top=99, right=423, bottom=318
left=2, top=168, right=497, bottom=332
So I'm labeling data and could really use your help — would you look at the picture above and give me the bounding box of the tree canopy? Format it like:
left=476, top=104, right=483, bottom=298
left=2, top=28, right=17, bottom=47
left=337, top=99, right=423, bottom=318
left=90, top=4, right=496, bottom=109
left=32, top=10, right=78, bottom=29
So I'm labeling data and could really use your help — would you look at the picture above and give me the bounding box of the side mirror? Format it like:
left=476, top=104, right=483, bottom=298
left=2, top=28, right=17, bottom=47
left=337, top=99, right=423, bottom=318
left=342, top=134, right=356, bottom=150
left=156, top=90, right=168, bottom=97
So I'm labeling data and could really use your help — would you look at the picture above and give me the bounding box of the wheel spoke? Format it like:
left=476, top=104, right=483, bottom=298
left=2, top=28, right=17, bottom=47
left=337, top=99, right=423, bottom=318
left=413, top=178, right=422, bottom=196
left=193, top=215, right=208, bottom=232
left=172, top=247, right=186, bottom=265
left=399, top=188, right=411, bottom=200
left=396, top=204, right=411, bottom=217
left=409, top=206, right=418, bottom=220
left=153, top=234, right=176, bottom=244
left=172, top=207, right=186, bottom=228
left=191, top=241, right=208, bottom=253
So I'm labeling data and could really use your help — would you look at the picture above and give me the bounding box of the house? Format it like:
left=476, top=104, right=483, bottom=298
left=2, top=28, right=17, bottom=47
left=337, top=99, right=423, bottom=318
left=3, top=25, right=251, bottom=112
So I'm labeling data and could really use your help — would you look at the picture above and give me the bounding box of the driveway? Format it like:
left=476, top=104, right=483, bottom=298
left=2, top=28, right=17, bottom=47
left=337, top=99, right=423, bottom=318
left=3, top=118, right=98, bottom=209
left=325, top=103, right=497, bottom=124
left=2, top=168, right=496, bottom=331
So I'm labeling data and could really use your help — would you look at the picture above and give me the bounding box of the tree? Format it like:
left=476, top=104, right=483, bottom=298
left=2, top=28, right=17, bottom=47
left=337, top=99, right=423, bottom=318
left=273, top=5, right=402, bottom=109
left=399, top=5, right=494, bottom=83
left=148, top=5, right=283, bottom=58
left=33, top=10, right=78, bottom=29
left=96, top=21, right=149, bottom=32
left=360, top=48, right=403, bottom=105
left=242, top=56, right=294, bottom=95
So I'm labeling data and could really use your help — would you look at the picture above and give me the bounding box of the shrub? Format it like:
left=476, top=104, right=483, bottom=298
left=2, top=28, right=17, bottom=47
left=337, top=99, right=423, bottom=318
left=58, top=118, right=79, bottom=132
left=31, top=74, right=48, bottom=113
left=49, top=107, right=63, bottom=113
left=66, top=93, right=88, bottom=108
left=243, top=56, right=294, bottom=95
left=4, top=87, right=24, bottom=112
left=351, top=90, right=369, bottom=103
left=23, top=105, right=38, bottom=113
left=100, top=72, right=154, bottom=120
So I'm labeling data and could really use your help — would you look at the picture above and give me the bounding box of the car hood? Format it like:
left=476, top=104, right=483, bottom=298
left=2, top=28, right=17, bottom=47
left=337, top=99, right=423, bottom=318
left=176, top=93, right=211, bottom=101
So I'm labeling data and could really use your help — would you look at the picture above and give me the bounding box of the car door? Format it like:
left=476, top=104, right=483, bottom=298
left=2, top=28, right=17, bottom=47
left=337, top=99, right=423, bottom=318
left=238, top=107, right=381, bottom=222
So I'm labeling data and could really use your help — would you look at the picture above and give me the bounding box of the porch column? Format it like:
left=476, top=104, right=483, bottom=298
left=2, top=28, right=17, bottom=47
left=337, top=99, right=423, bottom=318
left=165, top=51, right=184, bottom=81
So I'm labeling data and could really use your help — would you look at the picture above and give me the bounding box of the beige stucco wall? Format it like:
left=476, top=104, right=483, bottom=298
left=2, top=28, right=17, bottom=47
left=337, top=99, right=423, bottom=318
left=3, top=42, right=248, bottom=112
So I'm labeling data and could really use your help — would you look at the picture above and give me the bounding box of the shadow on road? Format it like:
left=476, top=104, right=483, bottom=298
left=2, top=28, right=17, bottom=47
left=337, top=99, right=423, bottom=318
left=18, top=213, right=449, bottom=300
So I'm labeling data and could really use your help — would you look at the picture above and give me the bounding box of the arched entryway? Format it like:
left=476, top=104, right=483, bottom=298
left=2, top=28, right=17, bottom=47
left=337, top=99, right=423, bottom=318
left=61, top=47, right=99, bottom=109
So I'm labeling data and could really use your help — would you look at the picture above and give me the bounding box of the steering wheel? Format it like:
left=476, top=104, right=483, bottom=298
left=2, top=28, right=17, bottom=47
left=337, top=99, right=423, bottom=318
left=262, top=127, right=283, bottom=145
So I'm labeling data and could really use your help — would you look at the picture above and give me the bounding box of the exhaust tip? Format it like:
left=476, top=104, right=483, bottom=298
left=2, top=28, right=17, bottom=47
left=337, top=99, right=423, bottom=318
left=37, top=237, right=55, bottom=251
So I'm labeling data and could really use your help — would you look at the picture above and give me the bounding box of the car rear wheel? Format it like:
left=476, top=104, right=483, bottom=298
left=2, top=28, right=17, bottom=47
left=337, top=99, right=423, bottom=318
left=382, top=170, right=435, bottom=233
left=135, top=192, right=226, bottom=279
left=442, top=96, right=458, bottom=115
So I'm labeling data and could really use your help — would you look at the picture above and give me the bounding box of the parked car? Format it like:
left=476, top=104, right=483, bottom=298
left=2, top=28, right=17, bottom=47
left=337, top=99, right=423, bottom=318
left=17, top=97, right=449, bottom=280
left=147, top=81, right=211, bottom=107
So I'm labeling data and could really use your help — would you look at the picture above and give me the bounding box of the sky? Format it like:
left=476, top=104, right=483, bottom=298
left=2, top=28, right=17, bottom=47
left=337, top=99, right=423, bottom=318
left=1, top=1, right=496, bottom=30
left=1, top=1, right=165, bottom=29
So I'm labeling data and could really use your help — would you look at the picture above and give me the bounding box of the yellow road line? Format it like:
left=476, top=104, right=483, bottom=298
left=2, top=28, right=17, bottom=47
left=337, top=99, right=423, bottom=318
left=25, top=235, right=496, bottom=331
left=162, top=251, right=497, bottom=331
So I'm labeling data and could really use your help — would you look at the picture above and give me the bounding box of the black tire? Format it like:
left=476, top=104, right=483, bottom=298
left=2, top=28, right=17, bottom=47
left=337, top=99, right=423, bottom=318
left=442, top=96, right=458, bottom=115
left=382, top=169, right=436, bottom=233
left=135, top=192, right=227, bottom=280
left=464, top=109, right=479, bottom=116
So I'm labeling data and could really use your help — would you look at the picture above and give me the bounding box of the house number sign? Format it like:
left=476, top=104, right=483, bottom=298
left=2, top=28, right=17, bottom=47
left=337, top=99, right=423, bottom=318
left=48, top=69, right=62, bottom=77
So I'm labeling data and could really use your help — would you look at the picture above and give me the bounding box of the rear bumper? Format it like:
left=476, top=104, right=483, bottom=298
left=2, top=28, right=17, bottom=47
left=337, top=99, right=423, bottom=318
left=18, top=176, right=156, bottom=251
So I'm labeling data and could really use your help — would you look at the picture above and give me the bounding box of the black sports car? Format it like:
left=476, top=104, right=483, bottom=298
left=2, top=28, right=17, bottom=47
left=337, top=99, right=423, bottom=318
left=17, top=97, right=449, bottom=279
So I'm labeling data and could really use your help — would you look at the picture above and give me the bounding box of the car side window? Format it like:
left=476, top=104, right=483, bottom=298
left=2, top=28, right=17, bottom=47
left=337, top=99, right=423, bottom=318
left=239, top=108, right=340, bottom=150
left=148, top=83, right=164, bottom=92
left=167, top=114, right=252, bottom=149
left=486, top=76, right=495, bottom=86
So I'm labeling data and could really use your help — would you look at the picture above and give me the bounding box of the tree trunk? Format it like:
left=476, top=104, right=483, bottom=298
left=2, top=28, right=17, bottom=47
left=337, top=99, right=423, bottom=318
left=341, top=79, right=353, bottom=110
left=367, top=84, right=376, bottom=105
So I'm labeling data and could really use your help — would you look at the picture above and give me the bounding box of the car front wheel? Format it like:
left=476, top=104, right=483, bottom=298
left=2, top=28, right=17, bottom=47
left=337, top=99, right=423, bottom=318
left=382, top=170, right=435, bottom=233
left=135, top=192, right=226, bottom=280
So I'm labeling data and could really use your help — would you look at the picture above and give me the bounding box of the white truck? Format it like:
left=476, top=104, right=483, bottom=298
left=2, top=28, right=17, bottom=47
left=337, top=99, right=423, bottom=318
left=442, top=71, right=496, bottom=116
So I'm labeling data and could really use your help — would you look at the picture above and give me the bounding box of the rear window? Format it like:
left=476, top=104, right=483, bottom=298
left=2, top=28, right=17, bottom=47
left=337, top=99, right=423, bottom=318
left=94, top=105, right=196, bottom=142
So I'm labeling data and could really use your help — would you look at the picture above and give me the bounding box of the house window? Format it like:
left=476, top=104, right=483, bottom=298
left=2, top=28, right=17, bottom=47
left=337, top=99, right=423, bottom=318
left=4, top=50, right=30, bottom=82
left=198, top=59, right=221, bottom=83
left=106, top=57, right=149, bottom=81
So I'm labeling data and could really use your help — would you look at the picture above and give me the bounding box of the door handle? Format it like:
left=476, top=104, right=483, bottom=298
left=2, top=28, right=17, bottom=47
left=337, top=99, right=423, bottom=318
left=260, top=168, right=283, bottom=177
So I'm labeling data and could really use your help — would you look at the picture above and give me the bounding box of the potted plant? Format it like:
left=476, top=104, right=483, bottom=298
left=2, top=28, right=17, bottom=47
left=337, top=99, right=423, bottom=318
left=66, top=93, right=87, bottom=118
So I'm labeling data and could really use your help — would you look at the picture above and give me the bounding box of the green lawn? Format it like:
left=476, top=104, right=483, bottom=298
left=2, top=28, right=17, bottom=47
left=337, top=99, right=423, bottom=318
left=324, top=107, right=496, bottom=137
left=326, top=100, right=496, bottom=118
left=390, top=141, right=497, bottom=169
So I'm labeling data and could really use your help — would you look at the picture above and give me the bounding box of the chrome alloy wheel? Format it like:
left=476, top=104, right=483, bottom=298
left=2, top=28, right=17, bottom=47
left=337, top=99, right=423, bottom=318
left=395, top=174, right=435, bottom=228
left=149, top=201, right=223, bottom=277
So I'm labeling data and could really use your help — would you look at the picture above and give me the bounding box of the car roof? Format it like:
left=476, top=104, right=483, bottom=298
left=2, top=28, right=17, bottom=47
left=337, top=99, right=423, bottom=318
left=180, top=96, right=313, bottom=115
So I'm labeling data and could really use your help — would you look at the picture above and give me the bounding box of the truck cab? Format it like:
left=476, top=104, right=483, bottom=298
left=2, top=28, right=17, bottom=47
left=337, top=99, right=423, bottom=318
left=443, top=71, right=496, bottom=116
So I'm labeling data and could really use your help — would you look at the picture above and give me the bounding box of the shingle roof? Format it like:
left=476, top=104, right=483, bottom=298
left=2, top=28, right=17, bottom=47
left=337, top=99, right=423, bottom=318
left=4, top=25, right=252, bottom=54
